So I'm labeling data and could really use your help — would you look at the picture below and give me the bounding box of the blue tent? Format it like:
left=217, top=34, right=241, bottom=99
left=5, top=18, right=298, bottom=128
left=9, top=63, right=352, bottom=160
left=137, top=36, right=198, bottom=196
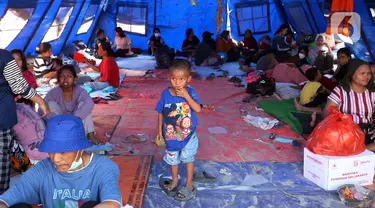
left=0, top=0, right=373, bottom=61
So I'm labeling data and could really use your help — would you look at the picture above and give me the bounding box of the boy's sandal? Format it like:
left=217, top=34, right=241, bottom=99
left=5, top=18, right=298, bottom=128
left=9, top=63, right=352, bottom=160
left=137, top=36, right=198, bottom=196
left=193, top=171, right=217, bottom=183
left=159, top=177, right=178, bottom=197
left=175, top=187, right=197, bottom=201
left=122, top=135, right=146, bottom=143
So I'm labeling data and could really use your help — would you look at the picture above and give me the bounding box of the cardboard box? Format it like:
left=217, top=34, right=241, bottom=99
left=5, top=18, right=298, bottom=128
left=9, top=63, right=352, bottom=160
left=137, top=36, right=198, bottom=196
left=303, top=148, right=375, bottom=191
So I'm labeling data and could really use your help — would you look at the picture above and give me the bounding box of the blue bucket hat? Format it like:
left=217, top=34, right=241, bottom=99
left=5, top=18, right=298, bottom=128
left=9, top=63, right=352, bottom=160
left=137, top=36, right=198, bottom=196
left=39, top=115, right=92, bottom=153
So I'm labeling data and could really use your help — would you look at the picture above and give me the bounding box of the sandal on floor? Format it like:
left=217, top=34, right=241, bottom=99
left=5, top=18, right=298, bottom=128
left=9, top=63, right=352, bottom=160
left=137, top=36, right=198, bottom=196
left=206, top=73, right=215, bottom=80
left=122, top=135, right=146, bottom=143
left=175, top=187, right=197, bottom=201
left=292, top=140, right=302, bottom=148
left=242, top=95, right=259, bottom=103
left=93, top=97, right=109, bottom=104
left=159, top=177, right=178, bottom=197
left=193, top=171, right=217, bottom=184
left=110, top=93, right=123, bottom=99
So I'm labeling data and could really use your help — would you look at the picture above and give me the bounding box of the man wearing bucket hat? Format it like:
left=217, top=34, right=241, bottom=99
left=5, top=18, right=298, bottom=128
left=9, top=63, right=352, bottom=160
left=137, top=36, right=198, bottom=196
left=0, top=115, right=122, bottom=208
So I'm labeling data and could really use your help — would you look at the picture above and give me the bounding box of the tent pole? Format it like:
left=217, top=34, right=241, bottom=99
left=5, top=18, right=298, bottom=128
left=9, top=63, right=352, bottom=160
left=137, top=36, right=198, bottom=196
left=361, top=29, right=375, bottom=62
left=61, top=0, right=87, bottom=53
left=88, top=0, right=106, bottom=47
left=23, top=0, right=54, bottom=53
left=153, top=0, right=156, bottom=28
left=305, top=0, right=320, bottom=33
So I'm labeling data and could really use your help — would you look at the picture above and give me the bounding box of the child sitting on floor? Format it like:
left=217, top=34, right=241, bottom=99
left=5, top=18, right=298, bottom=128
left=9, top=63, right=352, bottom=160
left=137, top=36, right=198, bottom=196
left=33, top=42, right=58, bottom=88
left=299, top=67, right=330, bottom=107
left=155, top=59, right=202, bottom=201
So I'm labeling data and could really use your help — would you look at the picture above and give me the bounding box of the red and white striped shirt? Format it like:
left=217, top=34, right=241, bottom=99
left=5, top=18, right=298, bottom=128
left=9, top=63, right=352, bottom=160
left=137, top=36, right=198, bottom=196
left=328, top=86, right=375, bottom=124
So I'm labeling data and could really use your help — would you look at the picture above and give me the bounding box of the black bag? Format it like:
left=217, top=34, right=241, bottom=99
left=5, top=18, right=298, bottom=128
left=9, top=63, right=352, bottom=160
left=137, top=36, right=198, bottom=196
left=246, top=72, right=276, bottom=96
left=155, top=47, right=175, bottom=69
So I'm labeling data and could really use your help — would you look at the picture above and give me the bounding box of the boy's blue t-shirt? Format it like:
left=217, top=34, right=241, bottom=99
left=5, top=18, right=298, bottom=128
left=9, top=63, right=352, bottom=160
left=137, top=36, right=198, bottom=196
left=0, top=154, right=122, bottom=207
left=155, top=87, right=202, bottom=151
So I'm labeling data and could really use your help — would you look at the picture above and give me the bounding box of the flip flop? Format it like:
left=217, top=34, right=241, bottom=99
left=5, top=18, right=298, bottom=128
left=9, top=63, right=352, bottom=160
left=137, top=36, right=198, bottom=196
left=292, top=140, right=302, bottom=148
left=175, top=186, right=197, bottom=201
left=122, top=135, right=146, bottom=143
left=193, top=171, right=217, bottom=183
left=110, top=93, right=123, bottom=99
left=159, top=177, right=178, bottom=197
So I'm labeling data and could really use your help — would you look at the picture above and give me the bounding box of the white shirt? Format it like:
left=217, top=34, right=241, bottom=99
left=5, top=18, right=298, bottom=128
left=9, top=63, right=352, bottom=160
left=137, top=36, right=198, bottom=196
left=114, top=36, right=131, bottom=50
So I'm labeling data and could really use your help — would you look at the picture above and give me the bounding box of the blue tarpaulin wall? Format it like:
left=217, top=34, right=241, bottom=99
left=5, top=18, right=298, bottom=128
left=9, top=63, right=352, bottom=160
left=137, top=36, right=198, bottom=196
left=65, top=0, right=103, bottom=48
left=1, top=0, right=375, bottom=61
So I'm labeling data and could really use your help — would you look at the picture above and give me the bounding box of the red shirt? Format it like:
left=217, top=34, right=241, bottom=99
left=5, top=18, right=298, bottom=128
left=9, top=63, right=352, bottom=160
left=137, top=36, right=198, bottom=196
left=22, top=70, right=38, bottom=89
left=99, top=57, right=119, bottom=88
left=319, top=76, right=337, bottom=91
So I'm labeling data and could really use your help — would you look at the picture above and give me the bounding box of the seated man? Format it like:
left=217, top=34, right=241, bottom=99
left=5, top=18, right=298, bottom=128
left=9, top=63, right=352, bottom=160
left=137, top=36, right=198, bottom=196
left=0, top=115, right=122, bottom=208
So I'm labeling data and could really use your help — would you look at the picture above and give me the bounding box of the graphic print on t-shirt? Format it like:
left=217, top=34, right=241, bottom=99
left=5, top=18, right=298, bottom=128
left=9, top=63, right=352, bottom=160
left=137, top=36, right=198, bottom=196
left=164, top=102, right=192, bottom=141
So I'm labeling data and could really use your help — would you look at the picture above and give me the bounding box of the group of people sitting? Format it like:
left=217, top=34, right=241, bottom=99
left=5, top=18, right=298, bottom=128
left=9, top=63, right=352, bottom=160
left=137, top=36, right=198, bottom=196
left=0, top=46, right=123, bottom=207
left=5, top=37, right=123, bottom=172
left=229, top=24, right=375, bottom=152
left=93, top=27, right=134, bottom=59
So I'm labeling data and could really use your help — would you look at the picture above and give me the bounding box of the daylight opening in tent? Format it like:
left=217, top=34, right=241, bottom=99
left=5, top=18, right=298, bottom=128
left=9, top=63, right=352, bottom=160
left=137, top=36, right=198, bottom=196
left=42, top=7, right=74, bottom=42
left=0, top=8, right=34, bottom=49
left=77, top=5, right=99, bottom=35
left=116, top=5, right=147, bottom=35
left=235, top=3, right=270, bottom=36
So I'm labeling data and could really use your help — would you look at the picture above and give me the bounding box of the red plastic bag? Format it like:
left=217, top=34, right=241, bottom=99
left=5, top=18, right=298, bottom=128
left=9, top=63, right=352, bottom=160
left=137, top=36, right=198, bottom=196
left=73, top=52, right=85, bottom=63
left=306, top=107, right=366, bottom=156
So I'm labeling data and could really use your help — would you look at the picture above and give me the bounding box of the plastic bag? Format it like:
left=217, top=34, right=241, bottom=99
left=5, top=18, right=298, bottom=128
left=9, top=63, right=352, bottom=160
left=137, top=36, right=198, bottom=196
left=306, top=107, right=366, bottom=156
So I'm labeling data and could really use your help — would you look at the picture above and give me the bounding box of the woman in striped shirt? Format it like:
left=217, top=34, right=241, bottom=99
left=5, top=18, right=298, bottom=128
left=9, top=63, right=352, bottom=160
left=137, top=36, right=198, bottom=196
left=323, top=59, right=375, bottom=151
left=33, top=42, right=57, bottom=88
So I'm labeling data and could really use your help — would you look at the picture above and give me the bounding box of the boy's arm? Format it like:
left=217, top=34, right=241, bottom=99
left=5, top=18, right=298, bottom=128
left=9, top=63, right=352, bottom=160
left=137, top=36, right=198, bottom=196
left=185, top=95, right=202, bottom=113
left=158, top=113, right=163, bottom=137
left=176, top=88, right=202, bottom=113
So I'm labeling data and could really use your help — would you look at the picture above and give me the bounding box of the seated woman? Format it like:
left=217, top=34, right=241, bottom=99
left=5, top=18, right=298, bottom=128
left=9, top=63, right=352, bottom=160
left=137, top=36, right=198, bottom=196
left=297, top=46, right=311, bottom=67
left=181, top=28, right=200, bottom=57
left=272, top=24, right=297, bottom=63
left=285, top=31, right=298, bottom=56
left=322, top=59, right=375, bottom=151
left=195, top=31, right=222, bottom=66
left=44, top=65, right=101, bottom=145
left=84, top=42, right=120, bottom=91
left=332, top=47, right=352, bottom=83
left=33, top=42, right=58, bottom=88
left=216, top=30, right=240, bottom=62
left=11, top=49, right=37, bottom=89
left=308, top=34, right=334, bottom=74
left=94, top=29, right=112, bottom=59
left=259, top=35, right=272, bottom=51
left=239, top=29, right=258, bottom=64
left=113, top=27, right=133, bottom=57
left=148, top=28, right=165, bottom=56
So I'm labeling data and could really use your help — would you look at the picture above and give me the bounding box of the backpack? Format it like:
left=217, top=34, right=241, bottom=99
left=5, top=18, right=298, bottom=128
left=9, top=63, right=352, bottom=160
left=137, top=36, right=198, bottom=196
left=245, top=71, right=276, bottom=96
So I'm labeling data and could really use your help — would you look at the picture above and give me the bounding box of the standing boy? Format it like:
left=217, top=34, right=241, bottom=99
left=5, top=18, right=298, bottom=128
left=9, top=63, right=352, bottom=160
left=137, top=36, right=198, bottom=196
left=155, top=59, right=202, bottom=201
